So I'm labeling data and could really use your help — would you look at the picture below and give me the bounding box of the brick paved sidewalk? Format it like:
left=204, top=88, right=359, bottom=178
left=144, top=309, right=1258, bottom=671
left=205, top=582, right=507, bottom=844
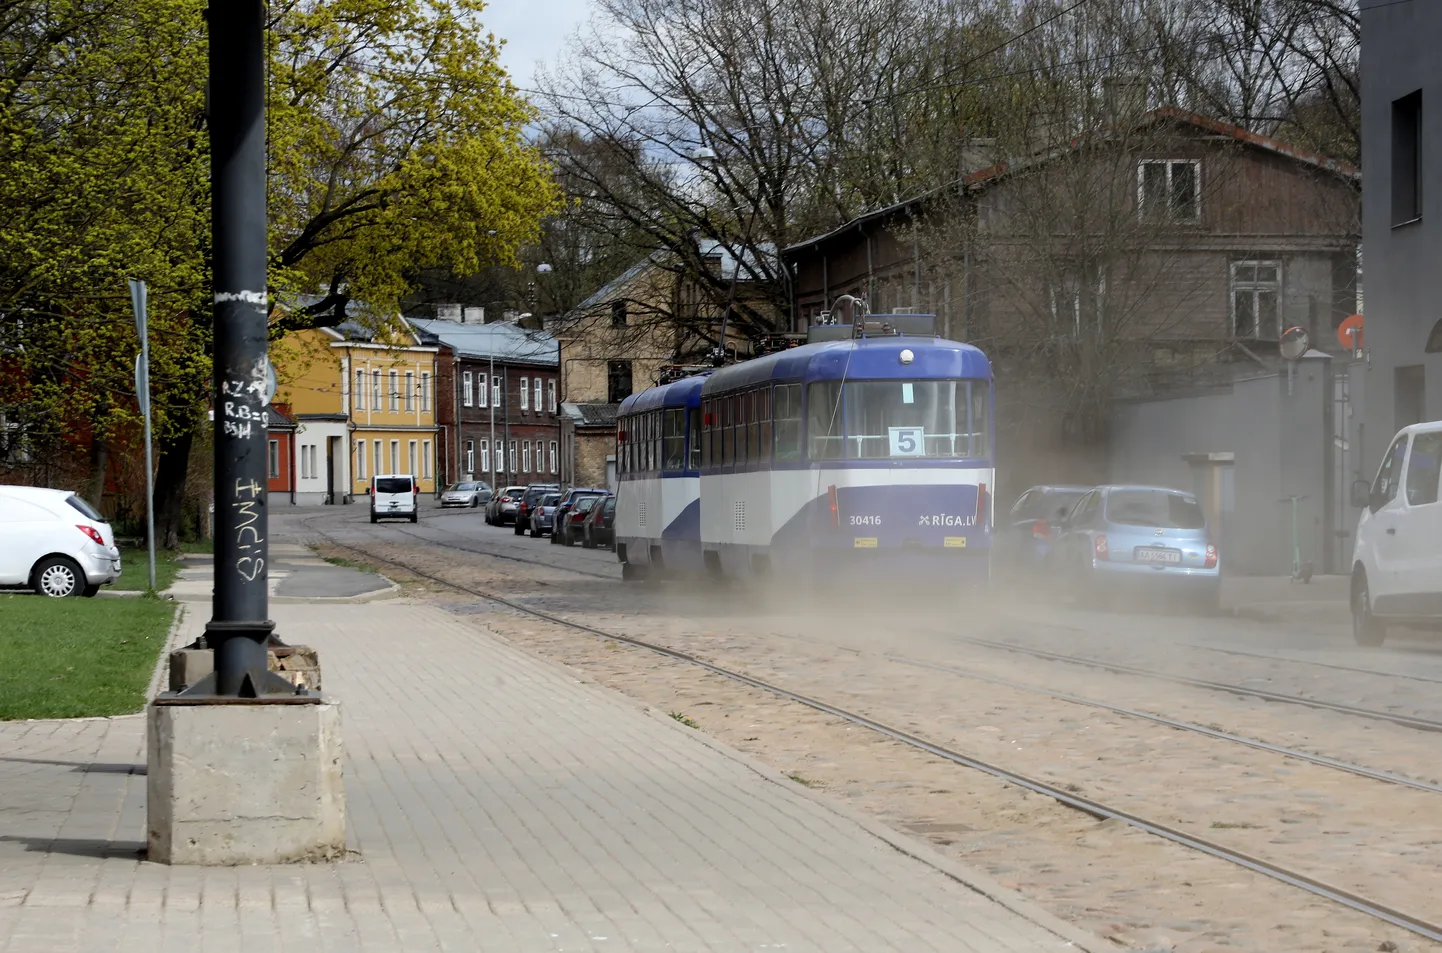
left=0, top=601, right=1099, bottom=953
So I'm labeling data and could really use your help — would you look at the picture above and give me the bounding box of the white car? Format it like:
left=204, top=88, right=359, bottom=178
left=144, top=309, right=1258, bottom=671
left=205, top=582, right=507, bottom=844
left=0, top=485, right=122, bottom=597
left=369, top=474, right=418, bottom=523
left=1350, top=420, right=1442, bottom=645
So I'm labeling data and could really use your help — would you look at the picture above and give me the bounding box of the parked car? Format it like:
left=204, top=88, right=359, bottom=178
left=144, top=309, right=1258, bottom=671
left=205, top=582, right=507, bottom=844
left=369, top=474, right=418, bottom=523
left=1349, top=420, right=1442, bottom=646
left=555, top=493, right=606, bottom=546
left=582, top=495, right=617, bottom=550
left=440, top=481, right=491, bottom=508
left=0, top=485, right=121, bottom=597
left=551, top=487, right=610, bottom=546
left=995, top=485, right=1092, bottom=583
left=528, top=492, right=564, bottom=537
left=486, top=485, right=526, bottom=525
left=1050, top=484, right=1219, bottom=612
left=515, top=483, right=560, bottom=536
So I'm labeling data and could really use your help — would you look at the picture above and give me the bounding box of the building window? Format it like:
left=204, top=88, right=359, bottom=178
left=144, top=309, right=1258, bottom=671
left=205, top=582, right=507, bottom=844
left=1393, top=90, right=1423, bottom=226
left=421, top=372, right=432, bottom=412
left=611, top=300, right=627, bottom=327
left=476, top=373, right=487, bottom=408
left=408, top=440, right=417, bottom=477
left=533, top=378, right=542, bottom=414
left=269, top=440, right=280, bottom=479
left=508, top=439, right=516, bottom=475
left=462, top=371, right=474, bottom=407
left=466, top=440, right=475, bottom=474
left=390, top=439, right=400, bottom=474
left=547, top=380, right=556, bottom=412
left=607, top=360, right=633, bottom=403
left=479, top=439, right=489, bottom=474
left=373, top=440, right=382, bottom=478
left=405, top=371, right=415, bottom=412
left=520, top=376, right=529, bottom=410
left=1138, top=159, right=1200, bottom=223
left=389, top=370, right=399, bottom=411
left=1231, top=260, right=1281, bottom=339
left=354, top=370, right=364, bottom=413
left=491, top=378, right=501, bottom=408
left=299, top=443, right=308, bottom=479
left=522, top=440, right=532, bottom=472
left=549, top=440, right=558, bottom=473
left=355, top=439, right=367, bottom=480
left=372, top=370, right=382, bottom=411
left=422, top=440, right=432, bottom=479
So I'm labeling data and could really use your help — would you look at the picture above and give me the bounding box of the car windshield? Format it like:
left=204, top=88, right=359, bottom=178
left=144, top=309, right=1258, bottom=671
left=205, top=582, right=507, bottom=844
left=1105, top=490, right=1205, bottom=529
left=601, top=497, right=615, bottom=514
left=453, top=482, right=478, bottom=491
left=65, top=494, right=106, bottom=523
left=542, top=494, right=561, bottom=506
left=504, top=488, right=524, bottom=498
left=1015, top=490, right=1088, bottom=521
left=376, top=477, right=412, bottom=494
left=575, top=497, right=599, bottom=513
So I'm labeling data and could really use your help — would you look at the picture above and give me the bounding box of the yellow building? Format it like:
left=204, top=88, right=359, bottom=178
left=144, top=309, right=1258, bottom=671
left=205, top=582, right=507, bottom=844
left=272, top=323, right=441, bottom=501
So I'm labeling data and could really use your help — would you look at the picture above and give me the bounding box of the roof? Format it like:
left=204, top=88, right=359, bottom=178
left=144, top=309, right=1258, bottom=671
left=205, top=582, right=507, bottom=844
left=266, top=404, right=297, bottom=429
left=702, top=336, right=991, bottom=394
left=568, top=239, right=775, bottom=316
left=618, top=372, right=710, bottom=416
left=408, top=317, right=558, bottom=366
left=561, top=402, right=619, bottom=428
left=572, top=252, right=665, bottom=313
left=783, top=108, right=1360, bottom=254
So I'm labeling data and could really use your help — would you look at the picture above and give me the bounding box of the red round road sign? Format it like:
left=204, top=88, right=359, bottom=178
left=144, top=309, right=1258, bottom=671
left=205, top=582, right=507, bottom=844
left=1338, top=313, right=1364, bottom=350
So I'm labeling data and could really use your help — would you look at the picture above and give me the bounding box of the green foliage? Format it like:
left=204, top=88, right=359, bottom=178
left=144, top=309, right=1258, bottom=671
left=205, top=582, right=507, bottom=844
left=0, top=0, right=559, bottom=480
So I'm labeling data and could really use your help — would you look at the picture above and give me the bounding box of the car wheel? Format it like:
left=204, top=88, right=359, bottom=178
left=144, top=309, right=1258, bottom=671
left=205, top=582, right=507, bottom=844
left=1352, top=571, right=1387, bottom=647
left=410, top=513, right=418, bottom=523
left=583, top=533, right=594, bottom=549
left=370, top=514, right=378, bottom=524
left=33, top=557, right=84, bottom=598
left=514, top=522, right=524, bottom=535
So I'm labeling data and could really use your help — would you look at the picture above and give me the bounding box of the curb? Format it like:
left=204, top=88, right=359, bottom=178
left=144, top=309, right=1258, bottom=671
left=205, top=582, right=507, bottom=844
left=145, top=600, right=189, bottom=702
left=636, top=703, right=1112, bottom=953
left=474, top=614, right=1110, bottom=953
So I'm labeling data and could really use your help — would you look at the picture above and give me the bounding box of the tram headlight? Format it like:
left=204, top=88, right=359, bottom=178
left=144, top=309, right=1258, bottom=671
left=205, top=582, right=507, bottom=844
left=899, top=348, right=914, bottom=365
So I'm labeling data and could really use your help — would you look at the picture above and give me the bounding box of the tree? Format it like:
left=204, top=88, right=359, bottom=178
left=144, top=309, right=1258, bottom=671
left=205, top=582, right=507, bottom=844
left=0, top=0, right=559, bottom=545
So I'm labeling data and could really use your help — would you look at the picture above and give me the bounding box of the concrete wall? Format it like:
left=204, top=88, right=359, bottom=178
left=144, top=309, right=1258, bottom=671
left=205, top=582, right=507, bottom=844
left=1109, top=356, right=1338, bottom=575
left=1360, top=0, right=1442, bottom=477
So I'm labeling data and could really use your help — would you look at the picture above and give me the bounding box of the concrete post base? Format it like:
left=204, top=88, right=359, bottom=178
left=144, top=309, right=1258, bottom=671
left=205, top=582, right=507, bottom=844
left=147, top=700, right=345, bottom=865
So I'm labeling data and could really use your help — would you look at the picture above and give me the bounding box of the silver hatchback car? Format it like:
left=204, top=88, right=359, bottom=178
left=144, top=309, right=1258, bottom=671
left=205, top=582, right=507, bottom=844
left=1050, top=485, right=1220, bottom=613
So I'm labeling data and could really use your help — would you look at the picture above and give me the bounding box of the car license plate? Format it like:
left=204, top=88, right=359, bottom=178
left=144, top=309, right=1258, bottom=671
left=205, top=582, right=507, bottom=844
left=1135, top=547, right=1180, bottom=564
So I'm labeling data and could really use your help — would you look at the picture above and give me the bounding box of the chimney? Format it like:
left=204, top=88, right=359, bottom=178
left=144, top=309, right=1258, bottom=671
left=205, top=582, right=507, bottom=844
left=703, top=253, right=723, bottom=278
left=462, top=306, right=484, bottom=324
left=435, top=303, right=463, bottom=322
left=959, top=137, right=997, bottom=176
left=1103, top=75, right=1148, bottom=121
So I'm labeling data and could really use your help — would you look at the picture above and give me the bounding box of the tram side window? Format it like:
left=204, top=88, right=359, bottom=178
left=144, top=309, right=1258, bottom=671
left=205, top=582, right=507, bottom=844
left=746, top=391, right=760, bottom=465
left=702, top=399, right=714, bottom=467
left=623, top=418, right=633, bottom=474
left=653, top=410, right=663, bottom=471
left=688, top=406, right=702, bottom=471
left=756, top=387, right=772, bottom=463
left=722, top=395, right=734, bottom=466
left=774, top=383, right=801, bottom=461
left=644, top=412, right=655, bottom=472
left=736, top=392, right=749, bottom=466
left=663, top=408, right=685, bottom=471
left=618, top=422, right=626, bottom=475
left=806, top=381, right=843, bottom=460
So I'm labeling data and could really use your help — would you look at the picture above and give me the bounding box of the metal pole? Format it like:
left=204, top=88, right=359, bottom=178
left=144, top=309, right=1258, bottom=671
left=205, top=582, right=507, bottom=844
left=129, top=280, right=157, bottom=592
left=489, top=353, right=496, bottom=486
left=196, top=0, right=288, bottom=698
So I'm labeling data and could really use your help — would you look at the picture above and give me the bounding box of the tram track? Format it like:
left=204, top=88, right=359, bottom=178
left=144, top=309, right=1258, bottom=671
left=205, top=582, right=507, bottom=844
left=302, top=517, right=1442, bottom=946
left=1183, top=640, right=1442, bottom=686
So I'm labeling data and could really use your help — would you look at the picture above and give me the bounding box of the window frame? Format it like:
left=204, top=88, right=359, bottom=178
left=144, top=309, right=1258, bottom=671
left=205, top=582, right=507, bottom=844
left=422, top=439, right=432, bottom=479
left=523, top=440, right=532, bottom=473
left=355, top=439, right=367, bottom=480
left=479, top=438, right=489, bottom=474
left=547, top=379, right=557, bottom=412
left=268, top=439, right=280, bottom=479
left=549, top=439, right=558, bottom=474
left=405, top=371, right=415, bottom=412
left=476, top=373, right=488, bottom=408
left=466, top=440, right=475, bottom=475
left=1230, top=259, right=1282, bottom=340
left=389, top=370, right=400, bottom=412
left=462, top=371, right=474, bottom=407
left=408, top=439, right=418, bottom=478
left=520, top=376, right=530, bottom=410
left=372, top=370, right=382, bottom=411
left=420, top=372, right=432, bottom=412
left=1137, top=158, right=1201, bottom=224
left=534, top=378, right=543, bottom=415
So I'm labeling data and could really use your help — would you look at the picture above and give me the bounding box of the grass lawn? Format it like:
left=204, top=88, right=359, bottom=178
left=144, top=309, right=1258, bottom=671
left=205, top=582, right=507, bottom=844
left=0, top=595, right=176, bottom=720
left=112, top=547, right=182, bottom=592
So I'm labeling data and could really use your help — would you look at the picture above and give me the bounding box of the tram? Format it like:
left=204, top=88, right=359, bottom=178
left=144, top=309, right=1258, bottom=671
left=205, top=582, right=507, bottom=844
left=613, top=370, right=709, bottom=579
left=695, top=312, right=994, bottom=584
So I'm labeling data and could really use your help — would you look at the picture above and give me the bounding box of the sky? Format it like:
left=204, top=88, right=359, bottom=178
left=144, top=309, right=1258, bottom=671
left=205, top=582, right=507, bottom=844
left=484, top=0, right=594, bottom=92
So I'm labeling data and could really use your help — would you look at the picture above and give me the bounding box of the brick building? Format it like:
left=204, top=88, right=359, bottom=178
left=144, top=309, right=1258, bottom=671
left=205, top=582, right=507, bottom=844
left=408, top=314, right=561, bottom=491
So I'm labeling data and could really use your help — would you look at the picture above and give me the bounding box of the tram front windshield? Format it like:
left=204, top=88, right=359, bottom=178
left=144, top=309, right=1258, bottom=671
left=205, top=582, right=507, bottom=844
left=808, top=380, right=990, bottom=460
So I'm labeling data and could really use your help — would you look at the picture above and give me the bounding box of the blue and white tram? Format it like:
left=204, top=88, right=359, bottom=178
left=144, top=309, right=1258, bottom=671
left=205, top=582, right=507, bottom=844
left=614, top=371, right=709, bottom=578
left=697, top=320, right=994, bottom=583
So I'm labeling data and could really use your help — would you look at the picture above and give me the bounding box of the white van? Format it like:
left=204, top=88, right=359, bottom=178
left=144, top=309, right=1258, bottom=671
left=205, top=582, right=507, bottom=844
left=370, top=474, right=418, bottom=524
left=1350, top=420, right=1442, bottom=645
left=0, top=485, right=122, bottom=596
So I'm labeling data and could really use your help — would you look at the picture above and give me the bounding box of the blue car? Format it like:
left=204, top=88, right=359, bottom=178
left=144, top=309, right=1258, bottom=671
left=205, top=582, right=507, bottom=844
left=1050, top=485, right=1220, bottom=612
left=995, top=485, right=1092, bottom=583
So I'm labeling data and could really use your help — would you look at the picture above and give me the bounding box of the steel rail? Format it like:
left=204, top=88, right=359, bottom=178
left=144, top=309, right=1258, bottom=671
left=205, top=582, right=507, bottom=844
left=1182, top=642, right=1442, bottom=686
left=886, top=654, right=1442, bottom=795
left=303, top=519, right=1442, bottom=946
left=956, top=635, right=1442, bottom=734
